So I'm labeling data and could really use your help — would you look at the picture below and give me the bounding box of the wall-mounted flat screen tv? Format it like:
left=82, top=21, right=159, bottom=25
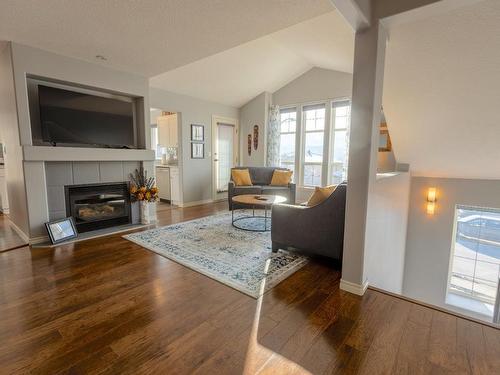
left=38, top=85, right=136, bottom=148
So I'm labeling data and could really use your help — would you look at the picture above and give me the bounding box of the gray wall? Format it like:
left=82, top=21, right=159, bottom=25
left=403, top=176, right=500, bottom=318
left=6, top=43, right=151, bottom=239
left=149, top=87, right=239, bottom=204
left=272, top=67, right=352, bottom=107
left=0, top=43, right=29, bottom=236
left=364, top=172, right=411, bottom=293
left=10, top=43, right=150, bottom=147
left=239, top=92, right=270, bottom=167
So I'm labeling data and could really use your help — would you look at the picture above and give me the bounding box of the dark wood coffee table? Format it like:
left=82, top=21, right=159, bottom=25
left=231, top=194, right=287, bottom=232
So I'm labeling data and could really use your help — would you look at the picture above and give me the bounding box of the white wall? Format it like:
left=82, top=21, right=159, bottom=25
left=150, top=87, right=239, bottom=205
left=403, top=176, right=500, bottom=319
left=0, top=43, right=29, bottom=237
left=239, top=92, right=270, bottom=167
left=364, top=172, right=411, bottom=293
left=272, top=67, right=352, bottom=107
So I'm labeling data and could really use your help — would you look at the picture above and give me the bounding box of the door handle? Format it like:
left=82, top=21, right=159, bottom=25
left=214, top=159, right=219, bottom=162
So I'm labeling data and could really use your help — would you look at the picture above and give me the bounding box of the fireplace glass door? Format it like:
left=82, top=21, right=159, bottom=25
left=65, top=183, right=131, bottom=233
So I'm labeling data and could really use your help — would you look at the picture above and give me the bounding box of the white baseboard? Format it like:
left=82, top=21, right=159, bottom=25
left=1, top=208, right=10, bottom=214
left=7, top=219, right=30, bottom=243
left=340, top=279, right=369, bottom=296
left=179, top=199, right=214, bottom=208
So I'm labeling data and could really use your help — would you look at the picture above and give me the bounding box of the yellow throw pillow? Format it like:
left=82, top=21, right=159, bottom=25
left=306, top=185, right=337, bottom=207
left=231, top=169, right=253, bottom=186
left=270, top=170, right=293, bottom=186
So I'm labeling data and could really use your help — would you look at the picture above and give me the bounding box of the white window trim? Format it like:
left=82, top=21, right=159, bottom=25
left=277, top=97, right=351, bottom=190
left=446, top=205, right=500, bottom=320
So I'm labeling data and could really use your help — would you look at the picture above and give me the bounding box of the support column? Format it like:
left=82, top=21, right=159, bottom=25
left=340, top=22, right=388, bottom=295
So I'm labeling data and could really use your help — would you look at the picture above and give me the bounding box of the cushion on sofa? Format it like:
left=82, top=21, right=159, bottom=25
left=231, top=169, right=252, bottom=186
left=270, top=170, right=293, bottom=186
left=306, top=185, right=337, bottom=207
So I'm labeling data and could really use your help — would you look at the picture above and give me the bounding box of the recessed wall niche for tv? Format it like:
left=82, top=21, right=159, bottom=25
left=27, top=77, right=142, bottom=149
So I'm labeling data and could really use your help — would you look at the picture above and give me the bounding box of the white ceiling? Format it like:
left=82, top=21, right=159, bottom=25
left=383, top=0, right=500, bottom=179
left=151, top=11, right=354, bottom=107
left=0, top=0, right=334, bottom=77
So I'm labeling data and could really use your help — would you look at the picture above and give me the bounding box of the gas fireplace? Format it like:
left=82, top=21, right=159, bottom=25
left=65, top=182, right=132, bottom=233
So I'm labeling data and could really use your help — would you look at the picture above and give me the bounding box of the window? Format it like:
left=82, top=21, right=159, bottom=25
left=330, top=100, right=351, bottom=184
left=279, top=108, right=296, bottom=179
left=275, top=99, right=351, bottom=189
left=302, top=104, right=325, bottom=186
left=447, top=205, right=500, bottom=316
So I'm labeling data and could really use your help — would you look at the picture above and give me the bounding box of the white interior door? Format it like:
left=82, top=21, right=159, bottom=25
left=212, top=117, right=238, bottom=201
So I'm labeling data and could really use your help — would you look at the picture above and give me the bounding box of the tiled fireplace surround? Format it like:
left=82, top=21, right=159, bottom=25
left=45, top=161, right=141, bottom=228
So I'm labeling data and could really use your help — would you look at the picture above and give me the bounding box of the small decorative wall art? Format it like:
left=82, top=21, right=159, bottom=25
left=253, top=125, right=259, bottom=150
left=191, top=124, right=204, bottom=142
left=191, top=142, right=204, bottom=159
left=247, top=134, right=252, bottom=156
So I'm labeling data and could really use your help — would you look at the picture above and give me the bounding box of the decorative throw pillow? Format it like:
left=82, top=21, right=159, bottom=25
left=231, top=169, right=253, bottom=186
left=270, top=170, right=293, bottom=186
left=306, top=185, right=337, bottom=207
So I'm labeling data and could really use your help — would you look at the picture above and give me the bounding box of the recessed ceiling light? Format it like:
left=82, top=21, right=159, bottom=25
left=95, top=55, right=107, bottom=61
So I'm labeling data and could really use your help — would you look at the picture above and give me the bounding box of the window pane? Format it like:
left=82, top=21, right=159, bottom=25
left=452, top=256, right=475, bottom=278
left=330, top=131, right=348, bottom=184
left=336, top=105, right=349, bottom=117
left=304, top=132, right=323, bottom=163
left=280, top=111, right=296, bottom=133
left=448, top=206, right=500, bottom=308
left=335, top=116, right=349, bottom=130
left=279, top=133, right=295, bottom=163
left=475, top=261, right=499, bottom=283
left=304, top=107, right=325, bottom=131
left=303, top=164, right=322, bottom=186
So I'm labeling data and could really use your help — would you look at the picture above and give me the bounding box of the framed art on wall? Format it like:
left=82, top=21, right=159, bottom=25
left=191, top=124, right=204, bottom=142
left=45, top=217, right=78, bottom=244
left=191, top=142, right=204, bottom=159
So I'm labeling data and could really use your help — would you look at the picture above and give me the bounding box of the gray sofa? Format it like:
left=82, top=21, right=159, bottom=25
left=271, top=183, right=347, bottom=261
left=228, top=167, right=296, bottom=210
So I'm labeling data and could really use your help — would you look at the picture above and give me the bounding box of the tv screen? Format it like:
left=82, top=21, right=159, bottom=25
left=38, top=85, right=135, bottom=148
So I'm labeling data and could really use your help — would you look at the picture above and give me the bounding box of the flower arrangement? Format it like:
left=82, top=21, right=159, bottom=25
left=129, top=167, right=158, bottom=202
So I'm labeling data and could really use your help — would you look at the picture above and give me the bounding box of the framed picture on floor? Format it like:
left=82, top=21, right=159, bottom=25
left=191, top=124, right=204, bottom=142
left=191, top=142, right=204, bottom=159
left=45, top=217, right=78, bottom=244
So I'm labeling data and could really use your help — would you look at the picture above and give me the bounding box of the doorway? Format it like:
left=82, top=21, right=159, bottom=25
left=212, top=116, right=238, bottom=201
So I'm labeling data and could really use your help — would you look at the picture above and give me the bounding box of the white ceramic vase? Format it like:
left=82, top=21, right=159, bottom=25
left=140, top=201, right=157, bottom=224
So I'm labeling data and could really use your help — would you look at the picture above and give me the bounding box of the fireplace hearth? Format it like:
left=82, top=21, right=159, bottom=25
left=65, top=182, right=132, bottom=233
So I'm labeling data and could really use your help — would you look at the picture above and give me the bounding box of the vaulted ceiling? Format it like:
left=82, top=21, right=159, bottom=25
left=0, top=0, right=334, bottom=77
left=383, top=0, right=500, bottom=179
left=150, top=11, right=354, bottom=107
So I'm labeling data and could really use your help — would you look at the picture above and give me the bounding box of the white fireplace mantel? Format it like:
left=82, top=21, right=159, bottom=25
left=23, top=145, right=155, bottom=162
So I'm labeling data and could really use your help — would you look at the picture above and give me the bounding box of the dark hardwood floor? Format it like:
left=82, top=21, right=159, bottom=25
left=0, top=202, right=499, bottom=374
left=0, top=213, right=27, bottom=252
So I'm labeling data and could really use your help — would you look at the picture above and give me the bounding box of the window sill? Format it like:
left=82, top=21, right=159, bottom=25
left=445, top=292, right=494, bottom=318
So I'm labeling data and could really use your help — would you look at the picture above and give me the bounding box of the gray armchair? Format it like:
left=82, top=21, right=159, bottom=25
left=228, top=167, right=296, bottom=210
left=271, top=183, right=346, bottom=261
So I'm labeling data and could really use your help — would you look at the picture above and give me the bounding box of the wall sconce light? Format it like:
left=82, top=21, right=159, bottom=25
left=427, top=187, right=437, bottom=215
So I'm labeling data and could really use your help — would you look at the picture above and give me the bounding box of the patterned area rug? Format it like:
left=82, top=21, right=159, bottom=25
left=123, top=212, right=308, bottom=298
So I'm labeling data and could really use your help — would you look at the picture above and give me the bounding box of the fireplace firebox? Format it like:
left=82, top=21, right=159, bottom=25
left=65, top=182, right=132, bottom=233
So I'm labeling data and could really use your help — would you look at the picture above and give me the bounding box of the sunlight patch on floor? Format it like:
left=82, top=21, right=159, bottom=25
left=243, top=258, right=312, bottom=375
